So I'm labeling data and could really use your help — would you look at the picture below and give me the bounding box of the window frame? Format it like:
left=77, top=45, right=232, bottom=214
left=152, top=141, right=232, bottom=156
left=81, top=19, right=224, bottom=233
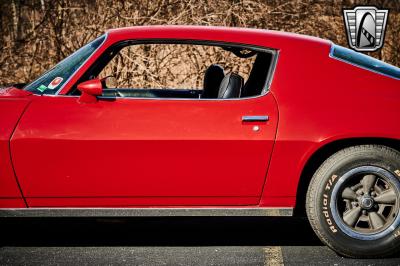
left=68, top=39, right=279, bottom=101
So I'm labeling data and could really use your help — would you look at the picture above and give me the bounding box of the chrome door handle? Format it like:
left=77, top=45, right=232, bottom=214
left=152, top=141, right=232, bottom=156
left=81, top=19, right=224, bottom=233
left=242, top=115, right=269, bottom=122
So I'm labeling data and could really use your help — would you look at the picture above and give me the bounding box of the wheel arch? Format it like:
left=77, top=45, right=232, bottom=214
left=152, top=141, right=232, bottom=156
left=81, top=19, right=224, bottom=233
left=294, top=137, right=400, bottom=216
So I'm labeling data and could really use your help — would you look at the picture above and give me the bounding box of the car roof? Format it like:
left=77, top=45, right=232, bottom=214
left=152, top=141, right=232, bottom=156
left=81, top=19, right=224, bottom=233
left=105, top=25, right=330, bottom=50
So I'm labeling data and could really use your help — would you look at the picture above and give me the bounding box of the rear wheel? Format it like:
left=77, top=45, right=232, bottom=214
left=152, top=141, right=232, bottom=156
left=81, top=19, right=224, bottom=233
left=306, top=145, right=400, bottom=258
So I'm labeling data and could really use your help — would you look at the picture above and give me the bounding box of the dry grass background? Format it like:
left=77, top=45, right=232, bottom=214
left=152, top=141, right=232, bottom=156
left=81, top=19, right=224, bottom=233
left=99, top=44, right=255, bottom=89
left=0, top=0, right=399, bottom=87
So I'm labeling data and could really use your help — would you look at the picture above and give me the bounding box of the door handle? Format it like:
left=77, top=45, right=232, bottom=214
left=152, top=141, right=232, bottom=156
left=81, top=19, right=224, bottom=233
left=242, top=115, right=269, bottom=122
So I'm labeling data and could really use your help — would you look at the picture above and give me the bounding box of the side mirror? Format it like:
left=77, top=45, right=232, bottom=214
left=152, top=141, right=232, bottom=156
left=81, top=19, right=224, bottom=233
left=77, top=79, right=103, bottom=103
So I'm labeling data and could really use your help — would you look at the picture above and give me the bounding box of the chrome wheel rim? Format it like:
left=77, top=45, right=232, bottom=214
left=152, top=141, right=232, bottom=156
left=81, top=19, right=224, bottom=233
left=330, top=166, right=400, bottom=240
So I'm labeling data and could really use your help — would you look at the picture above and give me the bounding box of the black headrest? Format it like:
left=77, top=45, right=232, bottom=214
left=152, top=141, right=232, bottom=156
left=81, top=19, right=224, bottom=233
left=218, top=73, right=244, bottom=99
left=202, top=64, right=225, bottom=98
left=241, top=53, right=273, bottom=97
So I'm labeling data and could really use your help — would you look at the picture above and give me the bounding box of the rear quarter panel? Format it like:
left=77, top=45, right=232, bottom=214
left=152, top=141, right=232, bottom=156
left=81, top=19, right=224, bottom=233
left=261, top=40, right=400, bottom=207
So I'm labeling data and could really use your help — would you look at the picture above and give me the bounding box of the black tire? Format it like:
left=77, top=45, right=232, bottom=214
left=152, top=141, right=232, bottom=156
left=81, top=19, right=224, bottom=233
left=306, top=145, right=400, bottom=258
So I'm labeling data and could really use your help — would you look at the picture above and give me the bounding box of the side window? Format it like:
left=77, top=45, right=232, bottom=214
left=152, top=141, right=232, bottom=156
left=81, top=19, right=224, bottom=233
left=99, top=44, right=254, bottom=90
left=74, top=43, right=275, bottom=99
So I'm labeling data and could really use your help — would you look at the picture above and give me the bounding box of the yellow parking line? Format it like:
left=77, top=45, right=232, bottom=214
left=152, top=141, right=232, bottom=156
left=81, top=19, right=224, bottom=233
left=263, top=246, right=284, bottom=266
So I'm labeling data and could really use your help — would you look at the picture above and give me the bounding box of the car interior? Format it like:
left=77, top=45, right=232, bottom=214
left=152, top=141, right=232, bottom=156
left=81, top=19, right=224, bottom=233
left=70, top=42, right=276, bottom=99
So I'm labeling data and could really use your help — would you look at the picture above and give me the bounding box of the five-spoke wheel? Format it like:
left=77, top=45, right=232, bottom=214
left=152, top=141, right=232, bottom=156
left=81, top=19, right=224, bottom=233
left=331, top=166, right=400, bottom=240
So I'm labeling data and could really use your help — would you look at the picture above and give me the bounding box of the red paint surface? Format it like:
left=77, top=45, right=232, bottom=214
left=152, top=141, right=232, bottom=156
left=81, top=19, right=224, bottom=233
left=12, top=94, right=278, bottom=206
left=0, top=95, right=30, bottom=202
left=0, top=26, right=399, bottom=209
left=77, top=78, right=103, bottom=103
left=28, top=197, right=258, bottom=207
left=0, top=198, right=26, bottom=208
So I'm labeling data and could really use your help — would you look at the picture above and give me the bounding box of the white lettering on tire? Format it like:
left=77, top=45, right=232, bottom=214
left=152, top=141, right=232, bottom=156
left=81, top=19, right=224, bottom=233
left=321, top=175, right=339, bottom=233
left=325, top=175, right=337, bottom=191
left=322, top=194, right=338, bottom=233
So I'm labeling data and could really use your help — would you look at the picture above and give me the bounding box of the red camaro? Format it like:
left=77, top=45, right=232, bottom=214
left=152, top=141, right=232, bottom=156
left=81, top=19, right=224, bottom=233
left=1, top=26, right=399, bottom=258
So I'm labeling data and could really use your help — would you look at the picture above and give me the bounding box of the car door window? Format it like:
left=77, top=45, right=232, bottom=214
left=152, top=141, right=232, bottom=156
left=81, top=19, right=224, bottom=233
left=71, top=42, right=276, bottom=99
left=100, top=44, right=253, bottom=90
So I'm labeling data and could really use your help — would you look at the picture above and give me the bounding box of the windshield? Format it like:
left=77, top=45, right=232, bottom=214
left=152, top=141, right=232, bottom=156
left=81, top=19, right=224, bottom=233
left=330, top=45, right=400, bottom=80
left=24, top=34, right=106, bottom=95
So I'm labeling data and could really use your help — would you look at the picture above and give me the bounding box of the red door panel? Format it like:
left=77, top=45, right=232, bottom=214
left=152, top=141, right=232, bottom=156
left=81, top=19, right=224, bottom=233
left=11, top=94, right=278, bottom=207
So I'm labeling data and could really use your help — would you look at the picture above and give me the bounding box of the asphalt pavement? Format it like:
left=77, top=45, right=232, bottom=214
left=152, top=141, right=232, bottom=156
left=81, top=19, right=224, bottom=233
left=0, top=216, right=399, bottom=265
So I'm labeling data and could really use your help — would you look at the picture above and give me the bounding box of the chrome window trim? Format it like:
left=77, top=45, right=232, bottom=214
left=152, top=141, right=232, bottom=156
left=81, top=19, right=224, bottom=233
left=263, top=49, right=279, bottom=95
left=95, top=92, right=271, bottom=101
left=51, top=33, right=108, bottom=95
left=0, top=207, right=293, bottom=217
left=43, top=92, right=271, bottom=101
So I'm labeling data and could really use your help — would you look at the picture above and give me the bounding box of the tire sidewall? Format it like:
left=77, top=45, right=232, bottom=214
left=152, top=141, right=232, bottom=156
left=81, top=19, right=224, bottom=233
left=313, top=147, right=400, bottom=256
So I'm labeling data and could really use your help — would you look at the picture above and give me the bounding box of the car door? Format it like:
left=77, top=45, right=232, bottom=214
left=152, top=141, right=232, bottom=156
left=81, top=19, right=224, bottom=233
left=11, top=93, right=278, bottom=207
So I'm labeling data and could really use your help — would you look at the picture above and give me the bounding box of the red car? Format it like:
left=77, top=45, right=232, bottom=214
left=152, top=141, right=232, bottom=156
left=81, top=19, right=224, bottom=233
left=1, top=26, right=399, bottom=258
